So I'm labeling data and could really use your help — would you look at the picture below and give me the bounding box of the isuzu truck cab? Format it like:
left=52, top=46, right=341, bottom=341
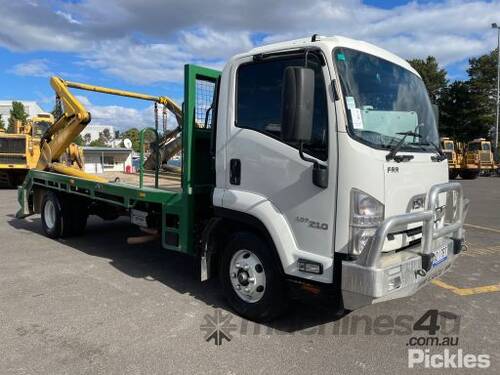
left=211, top=35, right=467, bottom=315
left=17, top=35, right=468, bottom=321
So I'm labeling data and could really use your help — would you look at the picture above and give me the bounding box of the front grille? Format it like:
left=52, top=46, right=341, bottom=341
left=0, top=155, right=26, bottom=164
left=479, top=151, right=490, bottom=163
left=0, top=138, right=25, bottom=154
left=390, top=226, right=423, bottom=238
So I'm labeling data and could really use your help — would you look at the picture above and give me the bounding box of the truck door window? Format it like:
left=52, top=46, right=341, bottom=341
left=236, top=55, right=328, bottom=161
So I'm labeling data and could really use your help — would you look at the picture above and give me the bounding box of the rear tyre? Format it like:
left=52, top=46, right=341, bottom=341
left=41, top=191, right=64, bottom=239
left=6, top=171, right=27, bottom=188
left=219, top=232, right=288, bottom=322
left=459, top=169, right=479, bottom=180
left=41, top=192, right=88, bottom=238
left=449, top=170, right=459, bottom=180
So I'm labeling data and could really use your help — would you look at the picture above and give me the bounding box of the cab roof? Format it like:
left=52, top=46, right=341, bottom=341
left=237, top=35, right=420, bottom=77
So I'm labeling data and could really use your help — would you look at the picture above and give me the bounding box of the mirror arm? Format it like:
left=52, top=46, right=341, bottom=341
left=298, top=141, right=328, bottom=189
left=298, top=141, right=316, bottom=164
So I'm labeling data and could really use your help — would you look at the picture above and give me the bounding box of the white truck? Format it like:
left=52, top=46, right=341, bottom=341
left=18, top=35, right=468, bottom=321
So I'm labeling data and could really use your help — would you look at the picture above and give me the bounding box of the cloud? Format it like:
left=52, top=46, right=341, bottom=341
left=0, top=1, right=84, bottom=52
left=55, top=11, right=82, bottom=25
left=1, top=0, right=499, bottom=84
left=8, top=59, right=52, bottom=77
left=79, top=28, right=252, bottom=84
left=75, top=95, right=178, bottom=131
left=80, top=38, right=189, bottom=84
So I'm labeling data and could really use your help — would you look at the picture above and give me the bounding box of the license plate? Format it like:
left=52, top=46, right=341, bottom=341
left=131, top=209, right=148, bottom=227
left=432, top=246, right=448, bottom=267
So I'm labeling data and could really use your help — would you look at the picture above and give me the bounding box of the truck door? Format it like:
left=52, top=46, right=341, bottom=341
left=222, top=52, right=337, bottom=274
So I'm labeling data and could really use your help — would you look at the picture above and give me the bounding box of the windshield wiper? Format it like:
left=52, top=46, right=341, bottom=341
left=385, top=131, right=421, bottom=162
left=424, top=141, right=447, bottom=162
left=414, top=140, right=447, bottom=161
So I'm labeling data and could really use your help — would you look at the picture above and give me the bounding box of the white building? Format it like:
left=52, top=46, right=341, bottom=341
left=0, top=100, right=44, bottom=121
left=81, top=125, right=117, bottom=144
left=83, top=147, right=132, bottom=174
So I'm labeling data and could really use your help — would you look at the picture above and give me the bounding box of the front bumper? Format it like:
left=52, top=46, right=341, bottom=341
left=341, top=182, right=469, bottom=310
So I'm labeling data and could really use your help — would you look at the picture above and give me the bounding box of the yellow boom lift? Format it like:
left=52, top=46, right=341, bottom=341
left=39, top=77, right=183, bottom=182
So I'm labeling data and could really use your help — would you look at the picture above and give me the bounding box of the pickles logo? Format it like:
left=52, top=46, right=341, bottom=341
left=408, top=349, right=490, bottom=369
left=200, top=309, right=237, bottom=346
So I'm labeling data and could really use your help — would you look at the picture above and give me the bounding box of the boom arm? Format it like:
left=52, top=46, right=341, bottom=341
left=37, top=76, right=184, bottom=179
left=37, top=77, right=91, bottom=170
left=61, top=80, right=183, bottom=127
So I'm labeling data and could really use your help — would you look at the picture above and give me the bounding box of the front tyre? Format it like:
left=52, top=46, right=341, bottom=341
left=219, top=232, right=288, bottom=322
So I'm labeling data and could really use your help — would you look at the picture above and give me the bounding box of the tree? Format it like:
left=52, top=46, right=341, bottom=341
left=101, top=128, right=113, bottom=145
left=438, top=81, right=489, bottom=141
left=88, top=131, right=112, bottom=148
left=467, top=48, right=498, bottom=137
left=73, top=134, right=84, bottom=146
left=121, top=127, right=156, bottom=152
left=89, top=138, right=109, bottom=147
left=407, top=56, right=448, bottom=102
left=83, top=133, right=92, bottom=145
left=51, top=99, right=63, bottom=121
left=0, top=114, right=5, bottom=130
left=8, top=101, right=29, bottom=133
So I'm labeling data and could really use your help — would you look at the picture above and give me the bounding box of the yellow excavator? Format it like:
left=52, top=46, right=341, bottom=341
left=36, top=76, right=183, bottom=183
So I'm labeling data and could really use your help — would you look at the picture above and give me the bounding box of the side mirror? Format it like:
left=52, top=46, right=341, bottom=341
left=281, top=66, right=315, bottom=143
left=281, top=66, right=328, bottom=189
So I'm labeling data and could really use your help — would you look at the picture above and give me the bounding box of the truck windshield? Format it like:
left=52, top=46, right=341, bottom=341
left=334, top=47, right=439, bottom=152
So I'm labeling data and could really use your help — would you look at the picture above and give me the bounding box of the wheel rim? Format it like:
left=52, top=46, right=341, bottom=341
left=229, top=249, right=266, bottom=303
left=44, top=200, right=56, bottom=229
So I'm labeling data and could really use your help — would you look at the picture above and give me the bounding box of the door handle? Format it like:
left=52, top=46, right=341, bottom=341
left=230, top=159, right=241, bottom=185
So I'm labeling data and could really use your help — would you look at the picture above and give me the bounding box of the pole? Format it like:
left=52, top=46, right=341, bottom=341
left=139, top=129, right=144, bottom=189
left=154, top=103, right=159, bottom=189
left=495, top=26, right=500, bottom=153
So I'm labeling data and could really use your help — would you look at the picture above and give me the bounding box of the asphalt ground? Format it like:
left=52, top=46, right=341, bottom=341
left=0, top=177, right=499, bottom=374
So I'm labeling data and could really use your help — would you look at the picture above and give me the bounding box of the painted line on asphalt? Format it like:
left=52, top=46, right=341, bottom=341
left=464, top=223, right=500, bottom=234
left=431, top=279, right=500, bottom=296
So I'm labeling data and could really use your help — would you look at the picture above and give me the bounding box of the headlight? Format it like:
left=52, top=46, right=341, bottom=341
left=349, top=189, right=384, bottom=256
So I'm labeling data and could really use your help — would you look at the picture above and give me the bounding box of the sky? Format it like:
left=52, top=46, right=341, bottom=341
left=0, top=0, right=499, bottom=130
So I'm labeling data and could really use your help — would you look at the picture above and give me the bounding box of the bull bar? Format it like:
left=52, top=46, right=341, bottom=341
left=341, top=182, right=469, bottom=310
